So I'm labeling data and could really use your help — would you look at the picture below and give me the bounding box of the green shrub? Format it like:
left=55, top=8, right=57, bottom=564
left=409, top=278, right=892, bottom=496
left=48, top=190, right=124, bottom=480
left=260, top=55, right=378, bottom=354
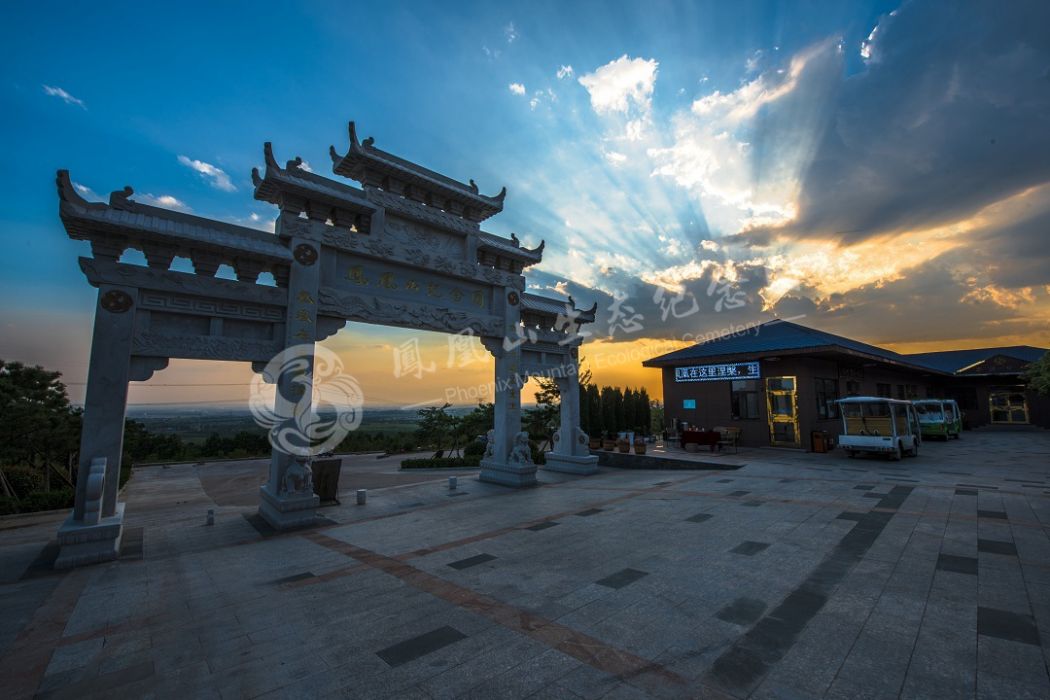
left=401, top=456, right=482, bottom=469
left=463, top=440, right=486, bottom=457
left=0, top=496, right=18, bottom=516
left=2, top=465, right=43, bottom=498
left=19, top=489, right=74, bottom=513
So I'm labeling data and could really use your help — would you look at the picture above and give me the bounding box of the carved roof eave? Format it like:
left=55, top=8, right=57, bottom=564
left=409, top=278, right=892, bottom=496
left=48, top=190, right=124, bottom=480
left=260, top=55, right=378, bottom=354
left=330, top=121, right=506, bottom=220
left=57, top=170, right=291, bottom=262
left=477, top=233, right=543, bottom=265
left=252, top=142, right=376, bottom=216
left=521, top=292, right=597, bottom=324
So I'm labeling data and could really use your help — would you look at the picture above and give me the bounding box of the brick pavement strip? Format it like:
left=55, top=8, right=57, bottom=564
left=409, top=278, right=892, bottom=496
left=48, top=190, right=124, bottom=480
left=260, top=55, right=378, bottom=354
left=304, top=531, right=694, bottom=691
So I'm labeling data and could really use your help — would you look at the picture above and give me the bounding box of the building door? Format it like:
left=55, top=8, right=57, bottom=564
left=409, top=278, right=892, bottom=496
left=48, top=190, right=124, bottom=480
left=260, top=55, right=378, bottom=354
left=766, top=376, right=800, bottom=447
left=989, top=388, right=1029, bottom=424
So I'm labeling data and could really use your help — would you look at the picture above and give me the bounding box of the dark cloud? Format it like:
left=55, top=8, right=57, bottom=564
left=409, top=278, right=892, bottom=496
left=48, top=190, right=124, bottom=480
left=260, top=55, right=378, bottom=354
left=760, top=0, right=1050, bottom=245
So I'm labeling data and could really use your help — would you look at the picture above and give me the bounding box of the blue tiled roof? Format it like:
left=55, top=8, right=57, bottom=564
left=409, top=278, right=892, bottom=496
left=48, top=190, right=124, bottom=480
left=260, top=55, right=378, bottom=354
left=643, top=320, right=935, bottom=371
left=904, top=346, right=1047, bottom=373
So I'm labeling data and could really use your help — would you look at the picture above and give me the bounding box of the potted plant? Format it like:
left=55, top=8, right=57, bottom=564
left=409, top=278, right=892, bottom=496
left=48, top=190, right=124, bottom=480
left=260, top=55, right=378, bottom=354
left=633, top=435, right=646, bottom=455
left=603, top=433, right=616, bottom=451
left=617, top=435, right=631, bottom=453
left=588, top=435, right=602, bottom=450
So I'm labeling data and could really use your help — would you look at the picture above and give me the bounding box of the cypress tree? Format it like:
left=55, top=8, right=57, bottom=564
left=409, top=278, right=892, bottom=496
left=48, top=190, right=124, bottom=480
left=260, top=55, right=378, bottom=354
left=624, top=387, right=636, bottom=434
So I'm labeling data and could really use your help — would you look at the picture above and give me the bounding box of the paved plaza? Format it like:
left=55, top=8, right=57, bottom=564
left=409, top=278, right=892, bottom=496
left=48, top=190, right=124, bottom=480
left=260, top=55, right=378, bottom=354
left=2, top=431, right=1050, bottom=699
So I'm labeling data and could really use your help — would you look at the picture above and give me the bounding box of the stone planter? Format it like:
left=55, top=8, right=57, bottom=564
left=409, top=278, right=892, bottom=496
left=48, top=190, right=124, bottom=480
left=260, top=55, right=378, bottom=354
left=603, top=439, right=616, bottom=451
left=633, top=439, right=646, bottom=455
left=589, top=437, right=602, bottom=450
left=617, top=439, right=631, bottom=453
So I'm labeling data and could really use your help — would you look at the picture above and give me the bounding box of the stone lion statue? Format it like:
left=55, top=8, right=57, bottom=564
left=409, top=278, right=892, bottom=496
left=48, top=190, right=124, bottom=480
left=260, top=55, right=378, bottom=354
left=509, top=431, right=533, bottom=465
left=282, top=457, right=314, bottom=496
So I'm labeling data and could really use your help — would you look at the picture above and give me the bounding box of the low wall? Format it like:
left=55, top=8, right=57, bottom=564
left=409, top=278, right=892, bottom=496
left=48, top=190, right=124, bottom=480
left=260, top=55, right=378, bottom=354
left=592, top=450, right=742, bottom=471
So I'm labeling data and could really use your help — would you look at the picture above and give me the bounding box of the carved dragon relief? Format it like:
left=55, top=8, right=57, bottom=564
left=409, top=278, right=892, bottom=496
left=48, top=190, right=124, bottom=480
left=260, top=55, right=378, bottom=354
left=316, top=287, right=503, bottom=337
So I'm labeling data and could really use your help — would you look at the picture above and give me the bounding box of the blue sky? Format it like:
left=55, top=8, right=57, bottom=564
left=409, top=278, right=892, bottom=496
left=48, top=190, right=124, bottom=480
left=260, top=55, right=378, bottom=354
left=2, top=1, right=1048, bottom=405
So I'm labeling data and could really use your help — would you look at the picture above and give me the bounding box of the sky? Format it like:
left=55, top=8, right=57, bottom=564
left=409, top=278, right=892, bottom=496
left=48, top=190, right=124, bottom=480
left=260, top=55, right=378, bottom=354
left=1, top=0, right=1049, bottom=409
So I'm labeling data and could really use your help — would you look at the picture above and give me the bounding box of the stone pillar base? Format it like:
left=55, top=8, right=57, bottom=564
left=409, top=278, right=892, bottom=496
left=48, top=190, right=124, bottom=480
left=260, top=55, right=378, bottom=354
left=479, top=459, right=538, bottom=487
left=543, top=453, right=600, bottom=475
left=259, top=485, right=319, bottom=530
left=54, top=502, right=125, bottom=569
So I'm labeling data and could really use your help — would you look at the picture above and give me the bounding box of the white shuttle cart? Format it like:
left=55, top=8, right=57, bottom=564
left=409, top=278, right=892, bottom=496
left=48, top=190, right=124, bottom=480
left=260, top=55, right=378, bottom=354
left=836, top=397, right=920, bottom=461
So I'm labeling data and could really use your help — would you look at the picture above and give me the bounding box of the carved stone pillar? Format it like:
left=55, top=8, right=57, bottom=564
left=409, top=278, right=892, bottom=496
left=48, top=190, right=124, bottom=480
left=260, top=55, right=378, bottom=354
left=258, top=213, right=322, bottom=529
left=543, top=360, right=599, bottom=475
left=478, top=288, right=536, bottom=487
left=55, top=284, right=138, bottom=568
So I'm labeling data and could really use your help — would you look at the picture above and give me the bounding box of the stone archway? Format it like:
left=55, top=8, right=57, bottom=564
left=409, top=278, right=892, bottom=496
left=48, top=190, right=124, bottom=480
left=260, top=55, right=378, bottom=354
left=52, top=121, right=597, bottom=568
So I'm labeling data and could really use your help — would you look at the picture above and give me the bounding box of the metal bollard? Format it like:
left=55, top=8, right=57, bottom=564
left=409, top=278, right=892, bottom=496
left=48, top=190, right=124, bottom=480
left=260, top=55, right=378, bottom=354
left=206, top=509, right=215, bottom=526
left=449, top=476, right=458, bottom=490
left=356, top=489, right=367, bottom=505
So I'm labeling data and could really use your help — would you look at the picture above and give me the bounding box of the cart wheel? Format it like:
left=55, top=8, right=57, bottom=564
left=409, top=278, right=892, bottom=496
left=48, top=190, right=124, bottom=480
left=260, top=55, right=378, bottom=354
left=891, top=442, right=903, bottom=461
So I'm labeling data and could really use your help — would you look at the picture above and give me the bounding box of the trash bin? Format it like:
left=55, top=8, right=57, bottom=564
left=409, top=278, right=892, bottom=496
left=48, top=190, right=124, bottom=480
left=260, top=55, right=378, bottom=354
left=311, top=458, right=343, bottom=504
left=811, top=430, right=828, bottom=454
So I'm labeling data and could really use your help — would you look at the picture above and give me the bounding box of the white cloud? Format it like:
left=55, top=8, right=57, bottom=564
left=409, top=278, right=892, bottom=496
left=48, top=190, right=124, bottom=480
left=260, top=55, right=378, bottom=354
left=700, top=240, right=720, bottom=252
left=508, top=82, right=526, bottom=96
left=578, top=55, right=659, bottom=115
left=73, top=182, right=99, bottom=200
left=648, top=40, right=839, bottom=234
left=177, top=155, right=236, bottom=192
left=745, top=50, right=764, bottom=74
left=135, top=193, right=192, bottom=212
left=504, top=22, right=518, bottom=43
left=42, top=85, right=85, bottom=109
left=603, top=150, right=627, bottom=165
left=557, top=65, right=574, bottom=80
left=297, top=160, right=313, bottom=173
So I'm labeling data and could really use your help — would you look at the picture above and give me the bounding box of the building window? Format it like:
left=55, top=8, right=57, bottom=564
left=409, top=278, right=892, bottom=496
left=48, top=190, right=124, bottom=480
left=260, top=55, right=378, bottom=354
left=845, top=380, right=861, bottom=396
left=815, top=378, right=839, bottom=419
left=730, top=380, right=760, bottom=419
left=876, top=383, right=891, bottom=398
left=683, top=399, right=696, bottom=409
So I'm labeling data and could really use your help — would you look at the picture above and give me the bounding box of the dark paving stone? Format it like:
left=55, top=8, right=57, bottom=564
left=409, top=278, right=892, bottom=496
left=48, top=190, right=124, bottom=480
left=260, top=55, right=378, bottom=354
left=978, top=510, right=1008, bottom=520
left=686, top=513, right=713, bottom=523
left=524, top=521, right=558, bottom=531
left=447, top=492, right=468, bottom=497
left=728, top=490, right=750, bottom=497
left=576, top=508, right=604, bottom=517
left=936, top=553, right=977, bottom=576
left=807, top=467, right=833, bottom=472
left=836, top=512, right=866, bottom=522
left=778, top=478, right=796, bottom=483
left=863, top=492, right=884, bottom=499
left=447, top=553, right=496, bottom=570
left=706, top=487, right=913, bottom=694
left=1004, top=478, right=1044, bottom=484
left=20, top=540, right=60, bottom=580
left=960, top=483, right=998, bottom=490
left=376, top=625, right=468, bottom=667
left=978, top=539, right=1018, bottom=556
left=717, top=478, right=735, bottom=483
left=955, top=488, right=978, bottom=496
left=742, top=500, right=763, bottom=507
left=653, top=481, right=673, bottom=486
left=852, top=484, right=875, bottom=490
left=841, top=467, right=868, bottom=473
left=400, top=501, right=426, bottom=508
left=271, top=571, right=315, bottom=585
left=731, top=541, right=770, bottom=556
left=886, top=477, right=919, bottom=483
left=120, top=527, right=144, bottom=560
left=977, top=607, right=1041, bottom=646
left=938, top=470, right=972, bottom=475
left=717, top=597, right=768, bottom=626
left=596, top=568, right=649, bottom=590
